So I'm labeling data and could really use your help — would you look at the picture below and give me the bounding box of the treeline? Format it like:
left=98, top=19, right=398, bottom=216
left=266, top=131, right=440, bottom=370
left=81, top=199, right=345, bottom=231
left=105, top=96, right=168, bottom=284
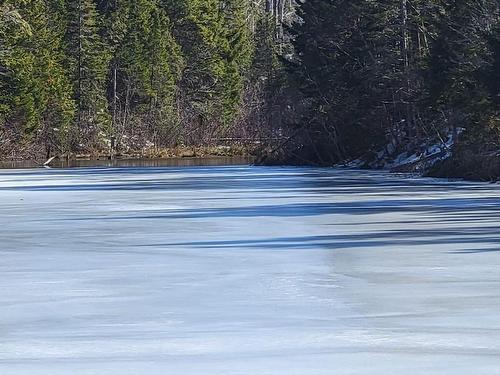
left=284, top=0, right=500, bottom=166
left=0, top=0, right=293, bottom=157
left=2, top=1, right=500, bottom=166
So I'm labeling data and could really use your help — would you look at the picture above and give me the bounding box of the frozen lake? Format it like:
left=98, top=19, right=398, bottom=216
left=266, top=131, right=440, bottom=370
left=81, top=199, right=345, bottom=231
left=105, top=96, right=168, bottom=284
left=1, top=166, right=500, bottom=374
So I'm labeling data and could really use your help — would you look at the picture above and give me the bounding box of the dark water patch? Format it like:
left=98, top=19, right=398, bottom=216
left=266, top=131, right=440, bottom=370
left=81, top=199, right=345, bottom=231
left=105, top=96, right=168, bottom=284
left=0, top=156, right=254, bottom=170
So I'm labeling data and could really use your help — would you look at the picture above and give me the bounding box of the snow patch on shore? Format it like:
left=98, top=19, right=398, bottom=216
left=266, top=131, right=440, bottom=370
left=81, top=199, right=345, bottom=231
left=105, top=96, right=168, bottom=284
left=345, top=128, right=463, bottom=173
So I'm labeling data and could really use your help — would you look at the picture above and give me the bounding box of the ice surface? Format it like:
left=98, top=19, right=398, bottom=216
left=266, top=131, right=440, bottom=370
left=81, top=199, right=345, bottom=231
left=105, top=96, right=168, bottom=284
left=1, top=166, right=500, bottom=374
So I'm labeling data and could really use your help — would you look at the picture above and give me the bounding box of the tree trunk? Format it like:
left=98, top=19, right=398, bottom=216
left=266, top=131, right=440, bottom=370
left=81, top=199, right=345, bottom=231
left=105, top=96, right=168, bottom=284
left=400, top=0, right=413, bottom=139
left=77, top=0, right=83, bottom=128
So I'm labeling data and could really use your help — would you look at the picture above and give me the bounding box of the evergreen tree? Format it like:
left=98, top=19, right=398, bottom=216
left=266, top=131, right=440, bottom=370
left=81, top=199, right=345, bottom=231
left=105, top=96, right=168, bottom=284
left=427, top=0, right=500, bottom=146
left=0, top=2, right=31, bottom=124
left=166, top=0, right=255, bottom=139
left=219, top=0, right=254, bottom=127
left=118, top=0, right=183, bottom=144
left=1, top=0, right=75, bottom=154
left=65, top=0, right=111, bottom=145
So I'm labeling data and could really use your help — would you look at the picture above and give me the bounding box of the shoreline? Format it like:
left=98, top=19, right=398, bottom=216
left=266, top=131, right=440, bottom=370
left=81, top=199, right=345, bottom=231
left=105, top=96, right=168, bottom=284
left=2, top=145, right=498, bottom=185
left=0, top=144, right=258, bottom=169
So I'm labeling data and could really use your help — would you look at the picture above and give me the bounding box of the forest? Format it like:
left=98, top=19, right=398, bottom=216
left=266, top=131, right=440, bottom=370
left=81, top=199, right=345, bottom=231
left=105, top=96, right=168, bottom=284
left=1, top=0, right=499, bottom=177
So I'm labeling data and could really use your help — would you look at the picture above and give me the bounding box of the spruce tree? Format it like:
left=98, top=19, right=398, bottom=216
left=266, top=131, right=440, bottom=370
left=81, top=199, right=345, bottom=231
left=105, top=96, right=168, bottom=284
left=427, top=0, right=500, bottom=145
left=166, top=0, right=255, bottom=138
left=65, top=0, right=111, bottom=145
left=1, top=0, right=75, bottom=154
left=219, top=0, right=254, bottom=127
left=0, top=2, right=31, bottom=125
left=120, top=0, right=183, bottom=144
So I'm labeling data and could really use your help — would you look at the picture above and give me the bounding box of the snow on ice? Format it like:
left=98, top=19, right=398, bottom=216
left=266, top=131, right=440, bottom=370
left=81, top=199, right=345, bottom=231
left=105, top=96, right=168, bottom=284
left=1, top=166, right=500, bottom=374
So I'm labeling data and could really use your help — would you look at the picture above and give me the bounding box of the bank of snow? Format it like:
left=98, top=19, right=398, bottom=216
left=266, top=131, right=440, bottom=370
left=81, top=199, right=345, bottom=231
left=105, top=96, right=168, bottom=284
left=346, top=130, right=459, bottom=174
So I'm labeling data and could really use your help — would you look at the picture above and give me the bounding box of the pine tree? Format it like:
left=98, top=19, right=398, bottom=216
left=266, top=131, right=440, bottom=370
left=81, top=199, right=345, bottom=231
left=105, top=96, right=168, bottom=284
left=1, top=0, right=75, bottom=155
left=218, top=0, right=254, bottom=128
left=0, top=2, right=31, bottom=124
left=182, top=0, right=228, bottom=131
left=118, top=0, right=183, bottom=144
left=427, top=0, right=500, bottom=145
left=164, top=0, right=256, bottom=139
left=65, top=0, right=111, bottom=146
